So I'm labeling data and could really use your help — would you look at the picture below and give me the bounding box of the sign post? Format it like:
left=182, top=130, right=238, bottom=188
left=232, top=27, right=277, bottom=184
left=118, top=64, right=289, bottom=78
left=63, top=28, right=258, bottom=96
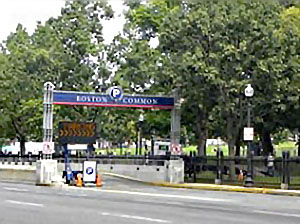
left=36, top=82, right=57, bottom=186
left=171, top=89, right=182, bottom=155
left=43, top=82, right=55, bottom=158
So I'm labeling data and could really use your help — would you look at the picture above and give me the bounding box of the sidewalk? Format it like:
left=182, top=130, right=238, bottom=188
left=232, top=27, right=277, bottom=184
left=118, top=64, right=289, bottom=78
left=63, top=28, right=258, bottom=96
left=103, top=173, right=300, bottom=197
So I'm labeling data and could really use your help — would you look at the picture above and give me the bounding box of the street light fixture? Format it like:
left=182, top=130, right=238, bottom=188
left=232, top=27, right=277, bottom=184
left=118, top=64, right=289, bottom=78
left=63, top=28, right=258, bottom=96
left=244, top=84, right=254, bottom=187
left=245, top=84, right=254, bottom=97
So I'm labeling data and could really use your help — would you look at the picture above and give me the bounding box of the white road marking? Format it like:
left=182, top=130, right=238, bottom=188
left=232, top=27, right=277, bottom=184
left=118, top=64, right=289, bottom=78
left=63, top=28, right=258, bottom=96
left=98, top=189, right=231, bottom=202
left=253, top=210, right=300, bottom=218
left=3, top=187, right=29, bottom=192
left=144, top=200, right=183, bottom=206
left=5, top=200, right=44, bottom=207
left=68, top=186, right=232, bottom=202
left=58, top=193, right=88, bottom=197
left=101, top=212, right=171, bottom=223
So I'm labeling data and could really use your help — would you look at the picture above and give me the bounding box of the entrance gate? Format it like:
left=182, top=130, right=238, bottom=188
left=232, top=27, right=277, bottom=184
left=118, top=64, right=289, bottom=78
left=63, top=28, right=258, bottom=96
left=42, top=82, right=181, bottom=157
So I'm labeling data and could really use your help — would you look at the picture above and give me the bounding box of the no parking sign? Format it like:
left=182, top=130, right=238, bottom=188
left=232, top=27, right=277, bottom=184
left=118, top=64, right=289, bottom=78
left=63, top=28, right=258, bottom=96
left=83, top=161, right=97, bottom=183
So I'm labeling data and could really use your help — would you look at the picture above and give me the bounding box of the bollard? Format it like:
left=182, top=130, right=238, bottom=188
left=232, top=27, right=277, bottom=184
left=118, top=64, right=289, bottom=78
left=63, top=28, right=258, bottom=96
left=192, top=155, right=197, bottom=183
left=28, top=152, right=32, bottom=165
left=145, top=152, right=149, bottom=165
left=281, top=151, right=290, bottom=190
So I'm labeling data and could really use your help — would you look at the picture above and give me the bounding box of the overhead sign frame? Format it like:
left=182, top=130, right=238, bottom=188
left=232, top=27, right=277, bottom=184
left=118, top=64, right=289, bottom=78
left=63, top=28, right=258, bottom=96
left=42, top=82, right=181, bottom=156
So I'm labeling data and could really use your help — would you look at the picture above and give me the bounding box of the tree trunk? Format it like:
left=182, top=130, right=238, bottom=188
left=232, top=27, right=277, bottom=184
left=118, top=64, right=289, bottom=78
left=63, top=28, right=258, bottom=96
left=297, top=127, right=300, bottom=156
left=20, top=137, right=26, bottom=157
left=261, top=130, right=274, bottom=156
left=227, top=117, right=236, bottom=180
left=235, top=139, right=241, bottom=156
left=197, top=132, right=207, bottom=156
left=195, top=110, right=207, bottom=156
left=228, top=140, right=236, bottom=180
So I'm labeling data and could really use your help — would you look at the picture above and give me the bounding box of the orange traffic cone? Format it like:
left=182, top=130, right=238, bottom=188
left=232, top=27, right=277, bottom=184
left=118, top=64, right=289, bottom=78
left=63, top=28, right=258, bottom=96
left=96, top=174, right=102, bottom=187
left=76, top=174, right=83, bottom=187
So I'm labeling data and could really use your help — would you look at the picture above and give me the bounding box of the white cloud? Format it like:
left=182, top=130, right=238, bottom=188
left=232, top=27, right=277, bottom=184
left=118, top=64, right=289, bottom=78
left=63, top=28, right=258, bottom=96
left=0, top=0, right=64, bottom=41
left=0, top=0, right=126, bottom=43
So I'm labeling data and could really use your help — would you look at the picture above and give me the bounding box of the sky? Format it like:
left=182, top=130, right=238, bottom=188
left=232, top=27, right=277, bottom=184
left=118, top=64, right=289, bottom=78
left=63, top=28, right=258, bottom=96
left=0, top=0, right=126, bottom=43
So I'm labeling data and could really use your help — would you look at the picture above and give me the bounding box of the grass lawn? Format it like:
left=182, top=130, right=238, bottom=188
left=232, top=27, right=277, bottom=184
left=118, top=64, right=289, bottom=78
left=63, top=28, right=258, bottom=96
left=95, top=141, right=297, bottom=156
left=274, top=141, right=298, bottom=156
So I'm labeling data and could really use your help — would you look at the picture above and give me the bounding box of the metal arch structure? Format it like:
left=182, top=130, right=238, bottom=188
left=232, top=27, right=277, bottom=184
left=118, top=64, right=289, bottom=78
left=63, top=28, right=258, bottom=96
left=42, top=82, right=181, bottom=157
left=42, top=82, right=55, bottom=158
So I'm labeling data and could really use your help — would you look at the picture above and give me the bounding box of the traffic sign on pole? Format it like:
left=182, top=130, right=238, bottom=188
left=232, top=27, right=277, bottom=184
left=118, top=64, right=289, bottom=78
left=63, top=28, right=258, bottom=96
left=244, top=127, right=254, bottom=141
left=42, top=142, right=54, bottom=155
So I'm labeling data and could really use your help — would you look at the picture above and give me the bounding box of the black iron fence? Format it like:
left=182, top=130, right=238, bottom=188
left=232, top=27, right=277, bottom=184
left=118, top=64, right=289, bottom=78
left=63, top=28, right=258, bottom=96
left=0, top=153, right=172, bottom=167
left=182, top=151, right=300, bottom=189
left=1, top=151, right=300, bottom=189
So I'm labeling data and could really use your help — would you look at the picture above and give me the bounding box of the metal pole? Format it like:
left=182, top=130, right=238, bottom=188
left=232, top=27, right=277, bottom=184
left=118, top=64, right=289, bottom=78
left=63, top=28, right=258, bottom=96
left=245, top=101, right=254, bottom=187
left=64, top=144, right=72, bottom=185
left=139, top=124, right=142, bottom=155
left=135, top=124, right=138, bottom=155
left=281, top=151, right=290, bottom=189
left=171, top=89, right=181, bottom=155
left=215, top=148, right=222, bottom=185
left=247, top=102, right=251, bottom=127
left=43, top=82, right=55, bottom=160
left=151, top=135, right=154, bottom=156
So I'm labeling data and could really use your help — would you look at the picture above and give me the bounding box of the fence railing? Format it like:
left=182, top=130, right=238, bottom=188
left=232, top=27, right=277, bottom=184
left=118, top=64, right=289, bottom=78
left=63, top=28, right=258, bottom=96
left=182, top=151, right=300, bottom=189
left=1, top=151, right=299, bottom=189
left=0, top=153, right=173, bottom=167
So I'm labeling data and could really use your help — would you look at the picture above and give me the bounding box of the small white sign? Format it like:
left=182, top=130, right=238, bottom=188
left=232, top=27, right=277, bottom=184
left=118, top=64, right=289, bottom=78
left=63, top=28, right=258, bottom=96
left=42, top=142, right=54, bottom=154
left=83, top=161, right=97, bottom=183
left=244, top=127, right=254, bottom=141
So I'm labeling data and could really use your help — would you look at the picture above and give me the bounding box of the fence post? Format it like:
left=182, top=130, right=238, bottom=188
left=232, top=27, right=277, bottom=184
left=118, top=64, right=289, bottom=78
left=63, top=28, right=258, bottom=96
left=188, top=152, right=192, bottom=179
left=281, top=151, right=290, bottom=190
left=28, top=152, right=32, bottom=165
left=192, top=154, right=197, bottom=183
left=215, top=149, right=222, bottom=185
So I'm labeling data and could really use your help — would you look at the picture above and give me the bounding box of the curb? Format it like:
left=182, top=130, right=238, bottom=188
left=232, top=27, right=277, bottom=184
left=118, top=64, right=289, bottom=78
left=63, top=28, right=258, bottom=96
left=101, top=172, right=148, bottom=184
left=101, top=173, right=300, bottom=197
left=148, top=182, right=300, bottom=196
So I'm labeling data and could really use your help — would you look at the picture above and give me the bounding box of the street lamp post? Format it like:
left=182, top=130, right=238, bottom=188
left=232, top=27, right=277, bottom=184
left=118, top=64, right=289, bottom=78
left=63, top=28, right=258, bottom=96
left=244, top=84, right=254, bottom=187
left=138, top=114, right=144, bottom=155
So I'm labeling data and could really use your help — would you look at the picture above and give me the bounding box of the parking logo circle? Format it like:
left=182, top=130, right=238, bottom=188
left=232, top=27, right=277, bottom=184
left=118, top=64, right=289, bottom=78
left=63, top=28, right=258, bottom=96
left=86, top=167, right=94, bottom=175
left=109, top=86, right=123, bottom=100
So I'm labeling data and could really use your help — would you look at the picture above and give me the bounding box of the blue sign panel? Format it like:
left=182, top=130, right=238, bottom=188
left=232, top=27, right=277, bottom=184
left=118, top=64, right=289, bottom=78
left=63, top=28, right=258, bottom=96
left=53, top=91, right=174, bottom=109
left=86, top=167, right=94, bottom=175
left=108, top=86, right=123, bottom=100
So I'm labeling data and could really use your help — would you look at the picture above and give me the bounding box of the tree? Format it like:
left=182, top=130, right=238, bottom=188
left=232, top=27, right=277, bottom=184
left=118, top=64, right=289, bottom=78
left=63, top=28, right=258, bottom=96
left=0, top=25, right=44, bottom=155
left=111, top=0, right=300, bottom=178
left=0, top=0, right=114, bottom=154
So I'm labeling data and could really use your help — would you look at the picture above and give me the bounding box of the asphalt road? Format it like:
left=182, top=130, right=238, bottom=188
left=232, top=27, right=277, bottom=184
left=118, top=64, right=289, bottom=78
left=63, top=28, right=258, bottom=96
left=0, top=176, right=300, bottom=224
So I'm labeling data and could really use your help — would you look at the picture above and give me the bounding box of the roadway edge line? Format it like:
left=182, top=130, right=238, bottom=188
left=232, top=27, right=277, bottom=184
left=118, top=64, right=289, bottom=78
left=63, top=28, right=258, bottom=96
left=100, top=172, right=300, bottom=197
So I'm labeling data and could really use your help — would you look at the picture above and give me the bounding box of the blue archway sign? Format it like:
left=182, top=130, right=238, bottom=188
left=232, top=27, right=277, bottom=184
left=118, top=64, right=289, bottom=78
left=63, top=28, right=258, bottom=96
left=53, top=90, right=174, bottom=109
